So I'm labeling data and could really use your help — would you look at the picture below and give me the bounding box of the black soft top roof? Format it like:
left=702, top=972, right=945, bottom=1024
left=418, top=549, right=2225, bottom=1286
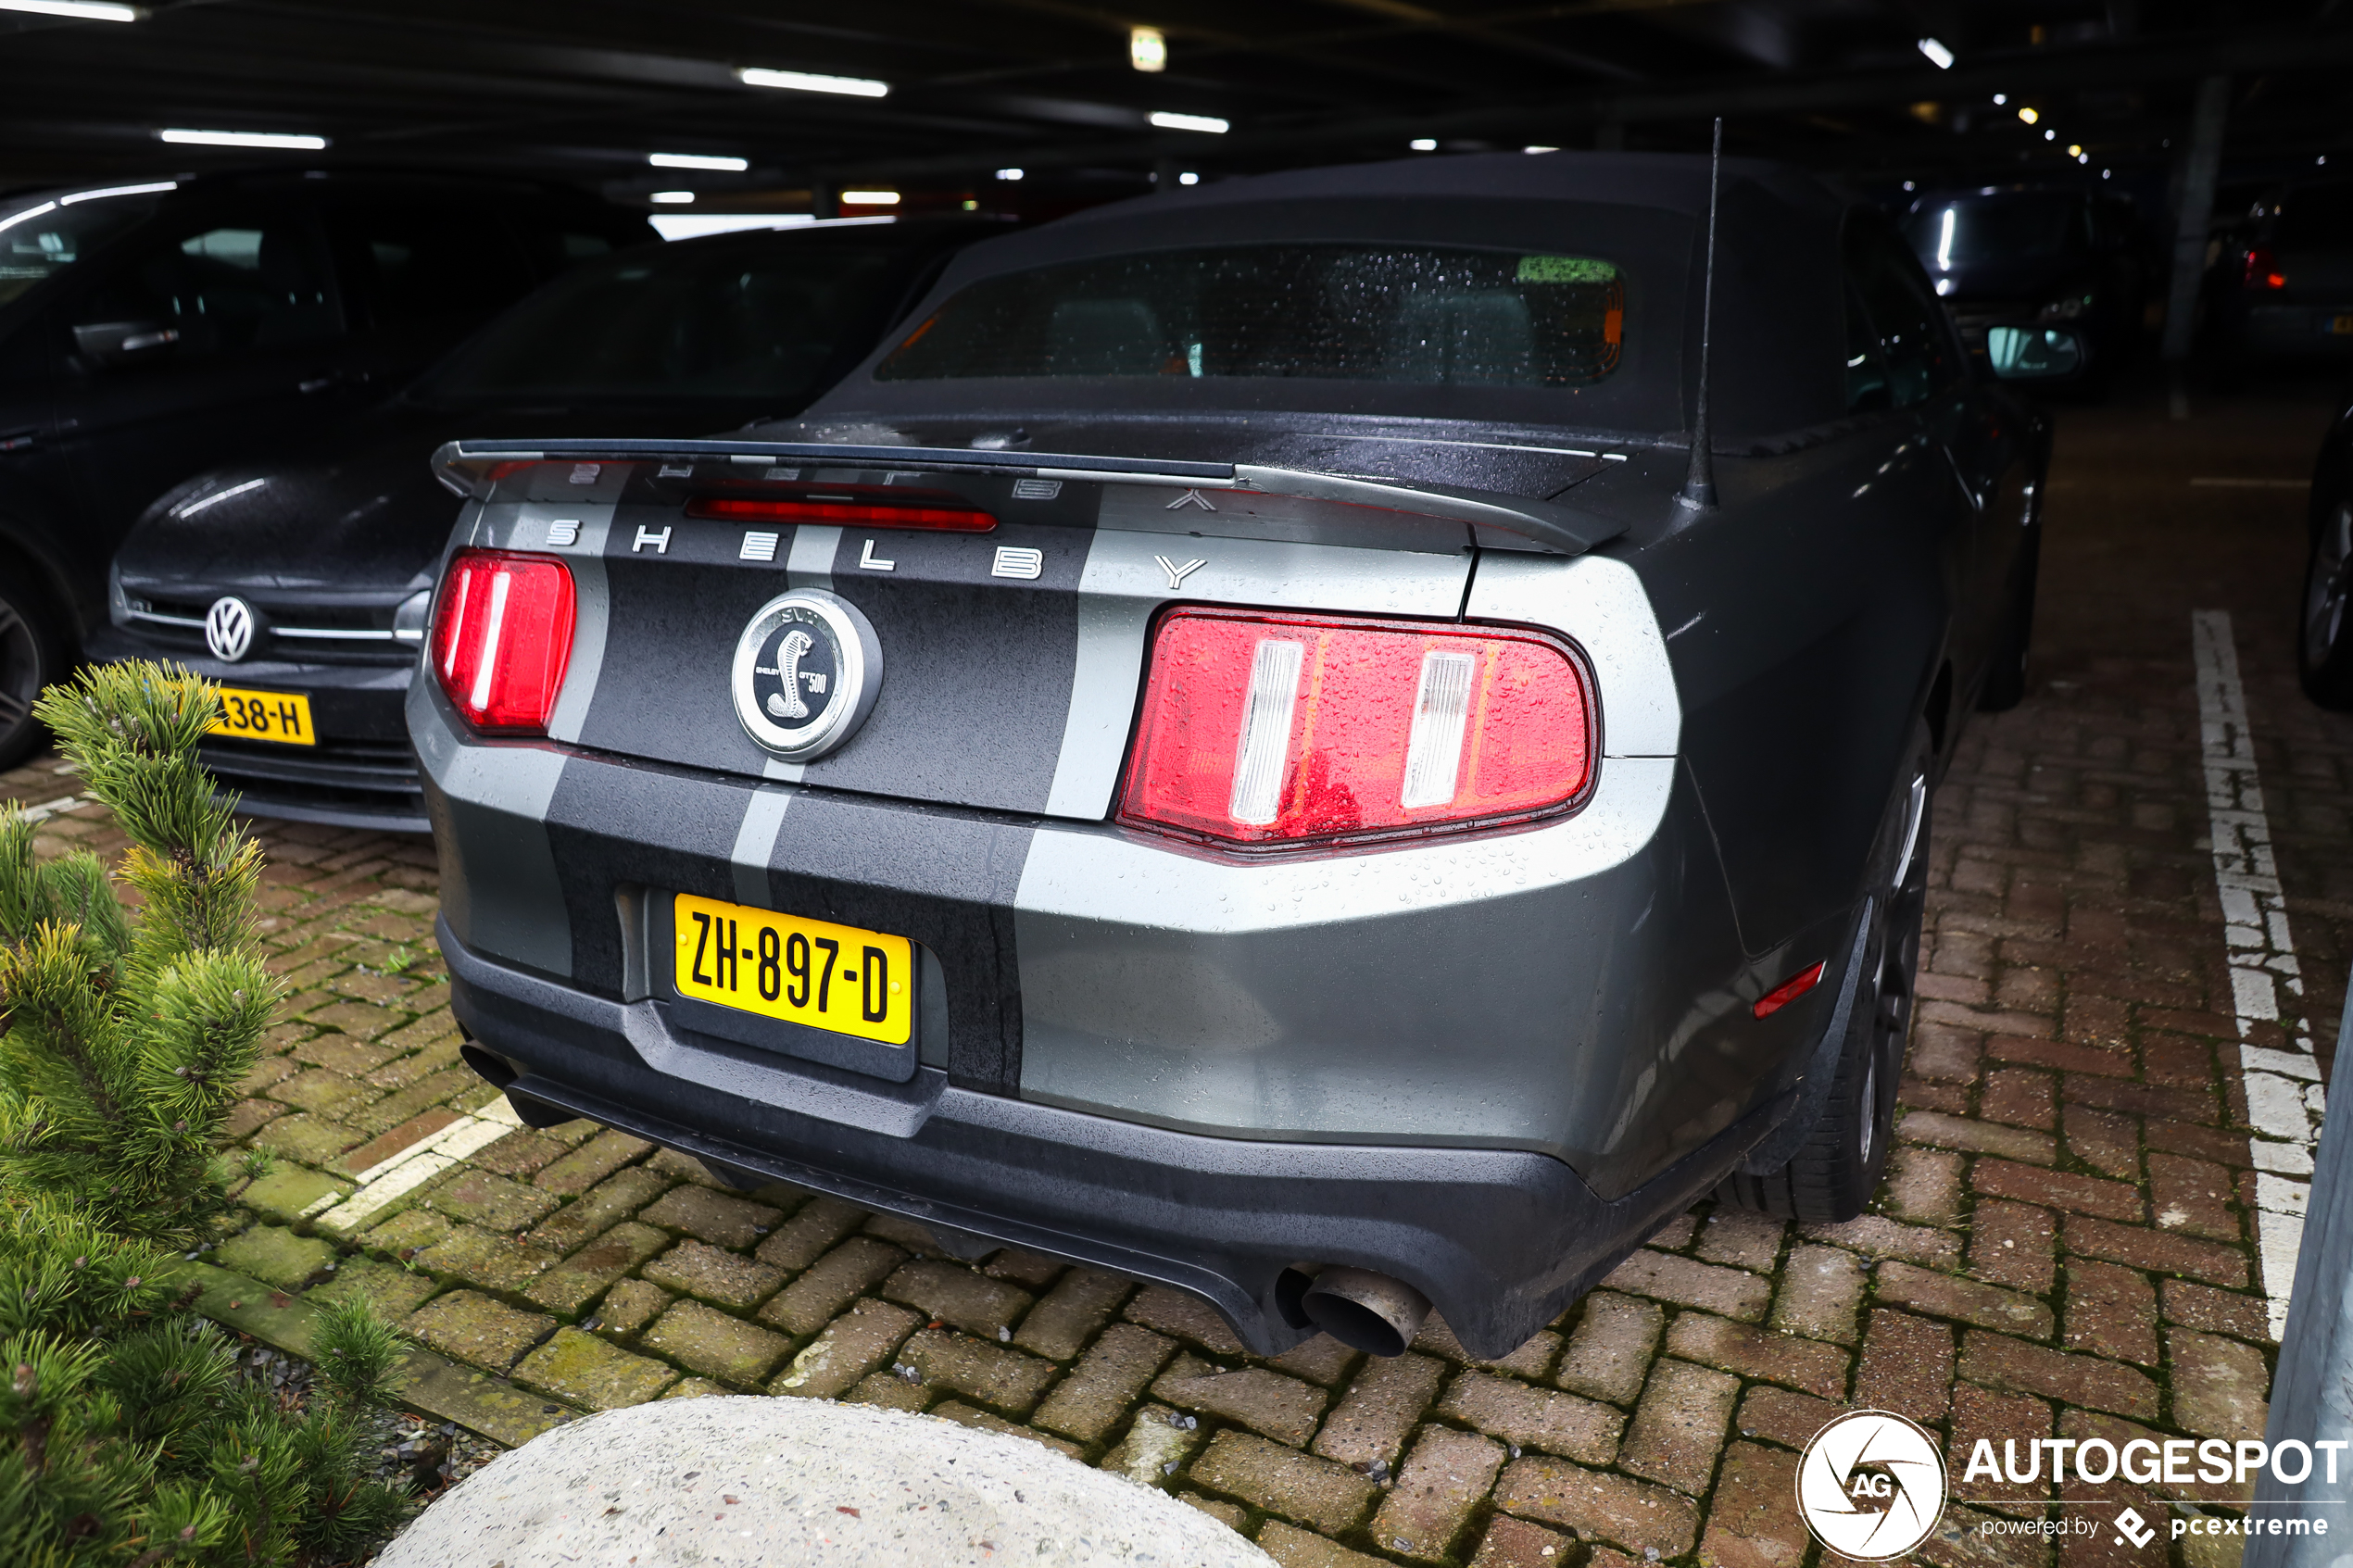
left=808, top=150, right=1854, bottom=446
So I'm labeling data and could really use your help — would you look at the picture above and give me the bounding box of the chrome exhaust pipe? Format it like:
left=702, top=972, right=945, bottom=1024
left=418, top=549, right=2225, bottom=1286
left=1300, top=1266, right=1432, bottom=1358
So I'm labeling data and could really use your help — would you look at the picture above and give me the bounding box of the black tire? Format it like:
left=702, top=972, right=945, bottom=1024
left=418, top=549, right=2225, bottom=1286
left=1977, top=523, right=2042, bottom=713
left=2298, top=497, right=2353, bottom=709
left=1718, top=722, right=1932, bottom=1223
left=0, top=564, right=64, bottom=771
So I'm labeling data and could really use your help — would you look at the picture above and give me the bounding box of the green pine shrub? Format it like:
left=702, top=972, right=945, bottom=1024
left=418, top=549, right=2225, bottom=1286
left=0, top=663, right=411, bottom=1566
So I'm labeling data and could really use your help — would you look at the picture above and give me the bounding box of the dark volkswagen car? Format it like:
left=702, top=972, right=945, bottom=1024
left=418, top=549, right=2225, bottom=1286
left=1901, top=185, right=2147, bottom=388
left=0, top=169, right=650, bottom=767
left=411, top=154, right=2053, bottom=1358
left=94, top=219, right=1009, bottom=829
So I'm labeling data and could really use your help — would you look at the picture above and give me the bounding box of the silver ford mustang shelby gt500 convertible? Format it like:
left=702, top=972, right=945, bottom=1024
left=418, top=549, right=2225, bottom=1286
left=411, top=151, right=2051, bottom=1360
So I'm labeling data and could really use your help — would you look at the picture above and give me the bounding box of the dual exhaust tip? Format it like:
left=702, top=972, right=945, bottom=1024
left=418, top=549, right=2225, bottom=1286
left=1286, top=1265, right=1433, bottom=1359
left=460, top=1042, right=1438, bottom=1359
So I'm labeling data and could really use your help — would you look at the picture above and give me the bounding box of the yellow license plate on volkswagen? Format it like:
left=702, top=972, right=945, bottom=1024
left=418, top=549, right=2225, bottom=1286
left=208, top=686, right=316, bottom=746
left=672, top=893, right=912, bottom=1045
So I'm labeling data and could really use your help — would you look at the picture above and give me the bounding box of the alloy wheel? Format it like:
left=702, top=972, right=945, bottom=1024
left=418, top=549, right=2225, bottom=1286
left=0, top=595, right=39, bottom=747
left=2304, top=503, right=2353, bottom=671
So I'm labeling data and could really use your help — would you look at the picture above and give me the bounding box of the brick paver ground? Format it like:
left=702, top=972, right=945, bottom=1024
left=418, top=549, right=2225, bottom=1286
left=9, top=378, right=2341, bottom=1568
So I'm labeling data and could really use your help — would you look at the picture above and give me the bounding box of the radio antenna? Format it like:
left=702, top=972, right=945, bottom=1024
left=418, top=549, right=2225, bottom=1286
left=1680, top=116, right=1723, bottom=511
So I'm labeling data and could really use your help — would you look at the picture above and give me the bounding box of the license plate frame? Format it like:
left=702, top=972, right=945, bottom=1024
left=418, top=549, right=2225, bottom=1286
left=208, top=685, right=317, bottom=746
left=662, top=891, right=920, bottom=1083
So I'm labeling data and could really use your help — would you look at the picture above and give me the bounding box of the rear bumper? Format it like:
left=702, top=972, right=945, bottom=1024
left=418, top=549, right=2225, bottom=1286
left=446, top=912, right=1781, bottom=1357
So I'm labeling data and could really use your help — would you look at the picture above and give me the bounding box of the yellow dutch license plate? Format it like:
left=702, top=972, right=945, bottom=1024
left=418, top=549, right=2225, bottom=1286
left=2334, top=315, right=2353, bottom=335
left=208, top=686, right=316, bottom=746
left=672, top=893, right=912, bottom=1046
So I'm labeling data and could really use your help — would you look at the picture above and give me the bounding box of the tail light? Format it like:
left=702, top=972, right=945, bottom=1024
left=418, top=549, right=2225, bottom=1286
left=2244, top=247, right=2286, bottom=290
left=1118, top=608, right=1594, bottom=849
left=430, top=549, right=577, bottom=733
left=685, top=495, right=996, bottom=532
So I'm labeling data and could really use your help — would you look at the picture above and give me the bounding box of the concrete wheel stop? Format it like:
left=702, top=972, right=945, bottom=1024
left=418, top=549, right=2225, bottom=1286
left=375, top=1394, right=1276, bottom=1566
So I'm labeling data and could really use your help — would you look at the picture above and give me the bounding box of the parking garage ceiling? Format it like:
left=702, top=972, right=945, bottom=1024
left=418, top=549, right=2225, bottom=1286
left=3, top=1, right=2347, bottom=207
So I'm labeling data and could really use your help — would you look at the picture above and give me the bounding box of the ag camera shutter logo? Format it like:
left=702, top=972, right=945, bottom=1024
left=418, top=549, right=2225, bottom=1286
left=1795, top=1411, right=1948, bottom=1561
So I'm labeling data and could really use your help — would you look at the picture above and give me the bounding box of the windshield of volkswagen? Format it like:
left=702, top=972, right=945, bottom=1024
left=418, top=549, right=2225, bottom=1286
left=875, top=245, right=1626, bottom=389
left=0, top=183, right=170, bottom=309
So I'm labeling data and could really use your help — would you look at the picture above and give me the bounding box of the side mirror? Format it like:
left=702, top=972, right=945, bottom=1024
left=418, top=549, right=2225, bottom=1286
left=1985, top=324, right=2085, bottom=381
left=72, top=320, right=181, bottom=368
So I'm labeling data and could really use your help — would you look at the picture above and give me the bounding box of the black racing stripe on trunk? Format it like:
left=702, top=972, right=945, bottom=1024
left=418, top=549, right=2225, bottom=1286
left=543, top=754, right=748, bottom=991
left=571, top=508, right=787, bottom=780
left=801, top=520, right=1083, bottom=812
left=759, top=789, right=1032, bottom=1097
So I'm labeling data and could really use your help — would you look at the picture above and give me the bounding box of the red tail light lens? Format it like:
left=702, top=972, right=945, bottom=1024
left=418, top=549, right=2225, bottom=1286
left=2244, top=247, right=2287, bottom=291
left=1118, top=608, right=1594, bottom=848
left=430, top=550, right=577, bottom=733
left=685, top=495, right=997, bottom=532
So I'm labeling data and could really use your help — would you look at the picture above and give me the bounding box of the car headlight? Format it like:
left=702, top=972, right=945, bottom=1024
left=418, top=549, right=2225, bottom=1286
left=2039, top=292, right=2095, bottom=320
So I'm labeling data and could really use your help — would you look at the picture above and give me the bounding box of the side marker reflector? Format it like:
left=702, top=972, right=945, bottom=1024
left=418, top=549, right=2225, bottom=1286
left=1753, top=960, right=1827, bottom=1020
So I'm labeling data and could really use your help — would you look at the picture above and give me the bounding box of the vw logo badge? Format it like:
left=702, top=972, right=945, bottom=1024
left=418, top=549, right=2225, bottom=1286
left=732, top=589, right=882, bottom=761
left=205, top=596, right=257, bottom=662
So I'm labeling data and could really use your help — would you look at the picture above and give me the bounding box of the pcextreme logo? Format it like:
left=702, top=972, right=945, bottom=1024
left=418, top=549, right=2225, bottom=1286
left=1795, top=1411, right=1949, bottom=1561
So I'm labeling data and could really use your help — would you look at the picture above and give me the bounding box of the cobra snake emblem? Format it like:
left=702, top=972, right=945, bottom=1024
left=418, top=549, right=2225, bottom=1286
left=766, top=629, right=815, bottom=721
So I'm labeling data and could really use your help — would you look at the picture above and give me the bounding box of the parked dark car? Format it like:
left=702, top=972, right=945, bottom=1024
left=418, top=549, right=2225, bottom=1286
left=408, top=153, right=2058, bottom=1359
left=0, top=169, right=653, bottom=766
left=2210, top=178, right=2353, bottom=381
left=91, top=218, right=1010, bottom=829
left=2296, top=390, right=2353, bottom=707
left=1901, top=185, right=2148, bottom=389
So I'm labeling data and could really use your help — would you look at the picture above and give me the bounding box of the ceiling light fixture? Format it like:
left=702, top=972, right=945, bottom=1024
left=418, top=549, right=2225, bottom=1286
left=1130, top=25, right=1166, bottom=72
left=1409, top=138, right=1438, bottom=152
left=736, top=66, right=888, bottom=98
left=2068, top=144, right=2082, bottom=157
left=1178, top=170, right=1199, bottom=184
left=0, top=0, right=144, bottom=19
left=1150, top=110, right=1227, bottom=134
left=840, top=189, right=900, bottom=205
left=1993, top=94, right=2007, bottom=106
left=2044, top=129, right=2056, bottom=141
left=650, top=191, right=696, bottom=205
left=2018, top=107, right=2039, bottom=125
left=649, top=153, right=747, bottom=172
left=996, top=168, right=1025, bottom=181
left=157, top=129, right=328, bottom=150
left=1524, top=144, right=1559, bottom=154
left=1917, top=37, right=1955, bottom=69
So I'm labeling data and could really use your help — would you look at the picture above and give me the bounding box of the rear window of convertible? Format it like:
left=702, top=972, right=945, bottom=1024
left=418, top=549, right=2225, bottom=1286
left=875, top=245, right=1626, bottom=388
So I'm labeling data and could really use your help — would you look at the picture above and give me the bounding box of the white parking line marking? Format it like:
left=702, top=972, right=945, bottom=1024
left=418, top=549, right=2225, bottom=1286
left=306, top=1095, right=526, bottom=1236
left=13, top=794, right=82, bottom=822
left=2191, top=609, right=2326, bottom=1339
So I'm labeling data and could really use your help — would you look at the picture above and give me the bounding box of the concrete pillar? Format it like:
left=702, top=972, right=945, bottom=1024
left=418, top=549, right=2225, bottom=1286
left=2160, top=74, right=2230, bottom=365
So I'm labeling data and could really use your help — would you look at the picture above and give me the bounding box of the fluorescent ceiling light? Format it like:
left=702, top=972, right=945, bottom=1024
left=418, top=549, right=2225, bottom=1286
left=1130, top=25, right=1166, bottom=72
left=650, top=191, right=695, bottom=205
left=1409, top=138, right=1438, bottom=152
left=2067, top=144, right=2082, bottom=157
left=158, top=129, right=328, bottom=150
left=649, top=152, right=747, bottom=172
left=1178, top=170, right=1199, bottom=185
left=737, top=66, right=888, bottom=98
left=996, top=168, right=1024, bottom=181
left=840, top=189, right=900, bottom=205
left=1918, top=37, right=1954, bottom=69
left=0, top=0, right=144, bottom=19
left=59, top=180, right=175, bottom=204
left=1524, top=145, right=1559, bottom=154
left=1992, top=94, right=2007, bottom=106
left=1150, top=111, right=1227, bottom=134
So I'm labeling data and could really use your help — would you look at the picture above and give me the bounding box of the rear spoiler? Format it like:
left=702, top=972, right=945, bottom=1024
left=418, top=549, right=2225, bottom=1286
left=433, top=437, right=1632, bottom=557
